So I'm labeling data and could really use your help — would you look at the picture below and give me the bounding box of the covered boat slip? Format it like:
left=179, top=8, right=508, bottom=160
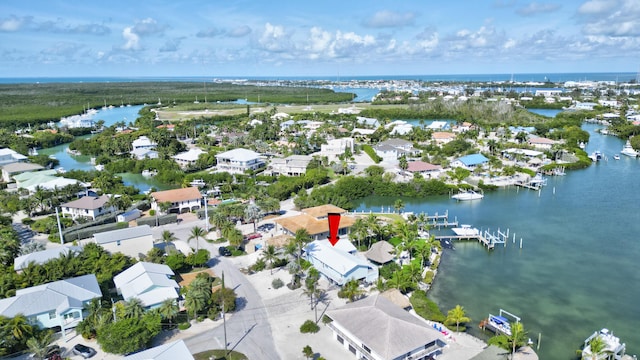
left=480, top=309, right=521, bottom=337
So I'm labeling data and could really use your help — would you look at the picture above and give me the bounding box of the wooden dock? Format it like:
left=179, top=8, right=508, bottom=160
left=435, top=228, right=509, bottom=250
left=514, top=181, right=542, bottom=191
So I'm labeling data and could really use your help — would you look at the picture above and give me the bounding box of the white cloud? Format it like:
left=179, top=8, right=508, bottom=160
left=122, top=27, right=140, bottom=50
left=504, top=38, right=517, bottom=49
left=132, top=18, right=167, bottom=36
left=257, top=23, right=290, bottom=52
left=0, top=15, right=31, bottom=32
left=364, top=10, right=417, bottom=28
left=160, top=38, right=184, bottom=52
left=577, top=0, right=617, bottom=15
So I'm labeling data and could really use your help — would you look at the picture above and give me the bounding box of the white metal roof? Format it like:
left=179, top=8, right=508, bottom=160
left=123, top=340, right=194, bottom=360
left=93, top=225, right=152, bottom=244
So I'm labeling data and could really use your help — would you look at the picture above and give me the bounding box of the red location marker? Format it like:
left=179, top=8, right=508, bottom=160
left=327, top=212, right=341, bottom=246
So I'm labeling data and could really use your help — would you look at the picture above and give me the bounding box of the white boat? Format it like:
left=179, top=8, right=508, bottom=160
left=142, top=169, right=157, bottom=178
left=482, top=309, right=521, bottom=337
left=189, top=179, right=206, bottom=187
left=589, top=150, right=603, bottom=162
left=579, top=141, right=586, bottom=150
left=529, top=173, right=548, bottom=187
left=452, top=224, right=480, bottom=237
left=452, top=190, right=484, bottom=201
left=581, top=328, right=627, bottom=360
left=620, top=141, right=638, bottom=157
left=95, top=164, right=105, bottom=171
left=614, top=154, right=620, bottom=160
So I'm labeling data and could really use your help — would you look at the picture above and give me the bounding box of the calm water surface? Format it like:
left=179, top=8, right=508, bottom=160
left=355, top=124, right=640, bottom=359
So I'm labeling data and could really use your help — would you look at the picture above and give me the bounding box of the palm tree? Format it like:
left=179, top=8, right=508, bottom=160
left=348, top=218, right=368, bottom=249
left=506, top=322, right=528, bottom=359
left=386, top=271, right=414, bottom=294
left=393, top=199, right=405, bottom=213
left=445, top=305, right=471, bottom=332
left=158, top=299, right=178, bottom=327
left=26, top=330, right=55, bottom=360
left=160, top=230, right=177, bottom=244
left=338, top=279, right=364, bottom=302
left=244, top=203, right=262, bottom=233
left=293, top=228, right=311, bottom=271
left=262, top=245, right=279, bottom=274
left=581, top=335, right=610, bottom=360
left=188, top=226, right=206, bottom=252
left=210, top=212, right=228, bottom=238
left=123, top=297, right=145, bottom=319
left=6, top=314, right=32, bottom=340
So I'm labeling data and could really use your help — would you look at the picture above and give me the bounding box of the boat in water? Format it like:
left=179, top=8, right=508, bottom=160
left=589, top=150, right=603, bottom=162
left=620, top=140, right=638, bottom=157
left=142, top=169, right=157, bottom=178
left=452, top=190, right=484, bottom=201
left=452, top=224, right=480, bottom=237
left=580, top=328, right=629, bottom=360
left=480, top=309, right=521, bottom=337
left=614, top=154, right=620, bottom=160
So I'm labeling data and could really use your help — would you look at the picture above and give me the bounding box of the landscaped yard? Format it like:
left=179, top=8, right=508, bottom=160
left=193, top=349, right=248, bottom=360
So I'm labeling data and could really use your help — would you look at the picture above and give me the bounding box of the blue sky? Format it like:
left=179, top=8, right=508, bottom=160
left=1, top=0, right=639, bottom=77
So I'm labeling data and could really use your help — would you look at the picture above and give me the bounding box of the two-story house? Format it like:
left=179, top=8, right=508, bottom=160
left=215, top=148, right=264, bottom=174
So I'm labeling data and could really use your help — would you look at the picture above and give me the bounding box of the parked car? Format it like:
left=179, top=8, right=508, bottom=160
left=218, top=246, right=231, bottom=256
left=72, top=344, right=96, bottom=358
left=244, top=233, right=262, bottom=240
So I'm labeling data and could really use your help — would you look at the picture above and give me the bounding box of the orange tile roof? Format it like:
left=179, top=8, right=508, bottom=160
left=301, top=204, right=347, bottom=218
left=275, top=212, right=355, bottom=236
left=150, top=187, right=202, bottom=203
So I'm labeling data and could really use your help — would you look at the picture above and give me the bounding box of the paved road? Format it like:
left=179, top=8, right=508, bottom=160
left=183, top=256, right=280, bottom=360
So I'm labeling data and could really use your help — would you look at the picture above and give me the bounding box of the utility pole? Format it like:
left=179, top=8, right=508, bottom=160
left=203, top=194, right=209, bottom=232
left=55, top=206, right=64, bottom=244
left=222, top=271, right=228, bottom=356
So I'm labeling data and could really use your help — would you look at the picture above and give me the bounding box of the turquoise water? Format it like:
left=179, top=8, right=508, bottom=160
left=38, top=105, right=166, bottom=190
left=355, top=124, right=640, bottom=358
left=528, top=108, right=563, bottom=117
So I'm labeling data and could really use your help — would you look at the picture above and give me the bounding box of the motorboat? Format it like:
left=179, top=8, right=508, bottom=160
left=452, top=190, right=483, bottom=201
left=481, top=309, right=521, bottom=337
left=580, top=328, right=627, bottom=360
left=452, top=224, right=480, bottom=236
left=620, top=140, right=638, bottom=157
left=589, top=150, right=603, bottom=162
left=614, top=154, right=620, bottom=160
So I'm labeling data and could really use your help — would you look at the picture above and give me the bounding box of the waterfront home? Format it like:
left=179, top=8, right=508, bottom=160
left=385, top=120, right=413, bottom=135
left=320, top=138, right=355, bottom=162
left=351, top=128, right=376, bottom=142
left=93, top=225, right=154, bottom=259
left=426, top=121, right=449, bottom=130
left=131, top=136, right=157, bottom=150
left=123, top=340, right=194, bottom=360
left=150, top=187, right=202, bottom=214
left=406, top=161, right=442, bottom=178
left=60, top=195, right=114, bottom=220
left=325, top=294, right=446, bottom=360
left=267, top=154, right=313, bottom=176
left=527, top=137, right=558, bottom=150
left=0, top=148, right=27, bottom=166
left=0, top=274, right=101, bottom=331
left=131, top=147, right=159, bottom=160
left=574, top=101, right=597, bottom=110
left=172, top=148, right=206, bottom=168
left=1, top=162, right=44, bottom=182
left=303, top=239, right=378, bottom=285
left=14, top=246, right=82, bottom=273
left=113, top=262, right=179, bottom=309
left=215, top=148, right=264, bottom=174
left=451, top=154, right=489, bottom=170
left=274, top=204, right=355, bottom=241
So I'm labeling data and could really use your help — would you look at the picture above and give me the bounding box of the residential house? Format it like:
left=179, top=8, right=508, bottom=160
left=131, top=148, right=159, bottom=160
left=406, top=161, right=442, bottom=178
left=351, top=128, right=376, bottom=142
left=385, top=120, right=412, bottom=135
left=123, top=340, right=194, bottom=360
left=303, top=239, right=378, bottom=285
left=450, top=154, right=489, bottom=170
left=150, top=187, right=202, bottom=214
left=431, top=131, right=456, bottom=144
left=215, top=148, right=264, bottom=174
left=452, top=121, right=475, bottom=133
left=274, top=204, right=355, bottom=241
left=0, top=148, right=28, bottom=166
left=0, top=274, right=102, bottom=331
left=1, top=162, right=44, bottom=182
left=574, top=102, right=597, bottom=110
left=60, top=195, right=115, bottom=220
left=131, top=136, right=157, bottom=150
left=356, top=116, right=380, bottom=128
left=113, top=262, right=179, bottom=309
left=426, top=121, right=449, bottom=130
left=527, top=137, right=558, bottom=150
left=374, top=139, right=418, bottom=162
left=326, top=294, right=446, bottom=360
left=93, top=225, right=154, bottom=259
left=172, top=148, right=206, bottom=168
left=320, top=138, right=354, bottom=162
left=268, top=155, right=313, bottom=176
left=14, top=246, right=82, bottom=273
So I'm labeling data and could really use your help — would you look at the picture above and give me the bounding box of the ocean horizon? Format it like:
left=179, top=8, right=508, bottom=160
left=0, top=72, right=638, bottom=84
